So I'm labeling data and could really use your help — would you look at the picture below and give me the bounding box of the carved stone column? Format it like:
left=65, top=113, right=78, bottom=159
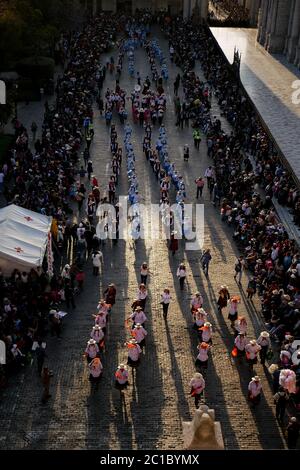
left=286, top=0, right=300, bottom=61
left=267, top=0, right=293, bottom=53
left=257, top=0, right=270, bottom=46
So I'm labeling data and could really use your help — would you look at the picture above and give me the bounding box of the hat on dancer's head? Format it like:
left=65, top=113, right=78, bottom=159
left=252, top=376, right=260, bottom=382
left=249, top=340, right=257, bottom=346
left=118, top=364, right=127, bottom=370
left=93, top=325, right=102, bottom=330
left=193, top=372, right=203, bottom=380
left=135, top=323, right=142, bottom=328
left=87, top=339, right=96, bottom=346
left=129, top=339, right=137, bottom=345
left=199, top=342, right=209, bottom=349
left=135, top=306, right=143, bottom=311
left=260, top=331, right=270, bottom=338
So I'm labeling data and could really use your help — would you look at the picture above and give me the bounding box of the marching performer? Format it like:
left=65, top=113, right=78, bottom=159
left=190, top=372, right=205, bottom=409
left=234, top=332, right=247, bottom=359
left=131, top=323, right=147, bottom=349
left=228, top=296, right=240, bottom=328
left=235, top=316, right=248, bottom=336
left=93, top=310, right=107, bottom=334
left=84, top=339, right=99, bottom=363
left=115, top=364, right=129, bottom=391
left=257, top=331, right=271, bottom=365
left=90, top=325, right=105, bottom=350
left=125, top=339, right=142, bottom=368
left=191, top=292, right=203, bottom=313
left=217, top=285, right=230, bottom=313
left=199, top=322, right=213, bottom=344
left=193, top=307, right=208, bottom=330
left=195, top=342, right=211, bottom=371
left=129, top=306, right=147, bottom=327
left=245, top=339, right=261, bottom=371
left=89, top=357, right=103, bottom=383
left=248, top=376, right=262, bottom=406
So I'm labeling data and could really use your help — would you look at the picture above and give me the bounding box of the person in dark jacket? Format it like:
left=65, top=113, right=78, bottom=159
left=286, top=417, right=300, bottom=449
left=274, top=388, right=289, bottom=424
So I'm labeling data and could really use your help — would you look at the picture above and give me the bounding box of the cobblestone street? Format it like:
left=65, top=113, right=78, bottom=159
left=0, top=28, right=287, bottom=450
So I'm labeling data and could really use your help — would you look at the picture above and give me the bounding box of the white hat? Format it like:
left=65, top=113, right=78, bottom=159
left=268, top=364, right=279, bottom=374
left=93, top=325, right=101, bottom=330
left=204, top=322, right=212, bottom=328
left=252, top=376, right=260, bottom=381
left=49, top=309, right=57, bottom=315
left=260, top=331, right=270, bottom=338
left=129, top=339, right=137, bottom=345
left=249, top=340, right=257, bottom=346
left=291, top=417, right=297, bottom=422
left=135, top=323, right=142, bottom=328
left=87, top=339, right=96, bottom=345
left=193, top=372, right=203, bottom=380
left=118, top=364, right=127, bottom=370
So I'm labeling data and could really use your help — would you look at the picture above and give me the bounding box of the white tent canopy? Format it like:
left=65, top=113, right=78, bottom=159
left=0, top=205, right=52, bottom=276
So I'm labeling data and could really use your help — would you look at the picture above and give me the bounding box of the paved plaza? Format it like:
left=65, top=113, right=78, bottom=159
left=210, top=27, right=300, bottom=181
left=0, top=29, right=287, bottom=450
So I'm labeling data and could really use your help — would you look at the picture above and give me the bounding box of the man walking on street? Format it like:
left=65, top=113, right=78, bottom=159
left=195, top=177, right=204, bottom=199
left=201, top=249, right=212, bottom=277
left=274, top=388, right=289, bottom=424
left=41, top=367, right=52, bottom=404
left=286, top=417, right=300, bottom=449
left=204, top=166, right=214, bottom=190
left=234, top=256, right=244, bottom=284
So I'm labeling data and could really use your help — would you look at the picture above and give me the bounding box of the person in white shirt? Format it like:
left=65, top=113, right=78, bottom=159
left=199, top=322, right=212, bottom=344
left=191, top=292, right=203, bottom=313
left=97, top=299, right=110, bottom=316
left=115, top=364, right=129, bottom=391
left=84, top=339, right=99, bottom=363
left=177, top=263, right=187, bottom=290
left=190, top=372, right=205, bottom=408
left=234, top=332, right=247, bottom=359
left=126, top=339, right=142, bottom=367
left=161, top=288, right=171, bottom=319
left=92, top=250, right=103, bottom=276
left=245, top=339, right=261, bottom=370
left=235, top=316, right=247, bottom=336
left=248, top=376, right=262, bottom=406
left=93, top=311, right=107, bottom=333
left=130, top=306, right=147, bottom=326
left=89, top=357, right=103, bottom=383
left=193, top=307, right=208, bottom=330
left=90, top=325, right=105, bottom=348
left=257, top=331, right=271, bottom=365
left=140, top=262, right=152, bottom=285
left=137, top=283, right=148, bottom=310
left=204, top=166, right=214, bottom=189
left=132, top=323, right=147, bottom=349
left=195, top=342, right=211, bottom=371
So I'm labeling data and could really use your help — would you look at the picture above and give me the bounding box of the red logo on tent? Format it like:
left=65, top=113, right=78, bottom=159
left=24, top=216, right=33, bottom=222
left=14, top=247, right=24, bottom=253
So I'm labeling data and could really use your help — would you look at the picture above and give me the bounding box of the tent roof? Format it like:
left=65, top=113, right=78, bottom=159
left=0, top=205, right=52, bottom=274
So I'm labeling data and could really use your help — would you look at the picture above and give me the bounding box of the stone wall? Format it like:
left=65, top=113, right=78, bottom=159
left=257, top=0, right=300, bottom=69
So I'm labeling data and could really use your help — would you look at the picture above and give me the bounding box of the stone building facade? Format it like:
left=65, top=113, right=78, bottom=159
left=257, top=0, right=300, bottom=68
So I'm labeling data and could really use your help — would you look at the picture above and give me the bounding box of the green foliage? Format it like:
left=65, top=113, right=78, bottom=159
left=0, top=0, right=81, bottom=71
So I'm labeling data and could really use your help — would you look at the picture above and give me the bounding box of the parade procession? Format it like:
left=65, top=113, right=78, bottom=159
left=0, top=0, right=300, bottom=455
